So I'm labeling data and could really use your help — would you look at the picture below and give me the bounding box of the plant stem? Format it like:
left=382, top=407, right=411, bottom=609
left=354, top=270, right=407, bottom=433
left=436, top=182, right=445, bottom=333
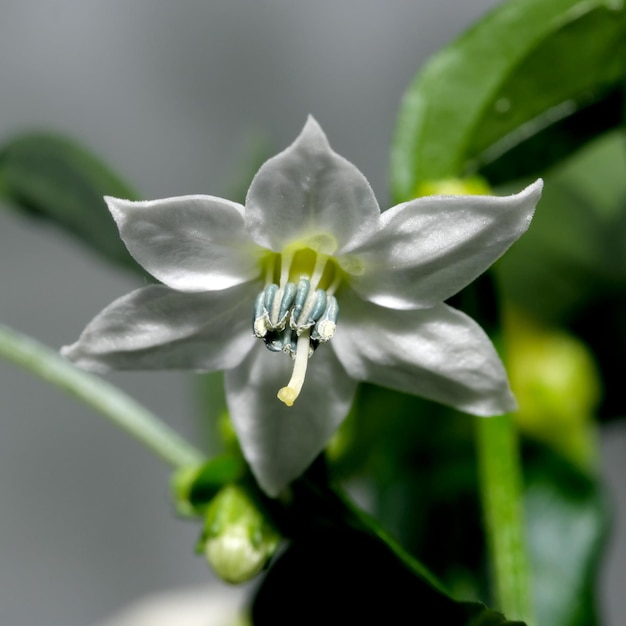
left=0, top=323, right=205, bottom=469
left=476, top=413, right=532, bottom=623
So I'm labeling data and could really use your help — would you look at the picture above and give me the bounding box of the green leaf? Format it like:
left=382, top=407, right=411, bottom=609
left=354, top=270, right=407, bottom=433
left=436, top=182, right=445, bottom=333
left=480, top=89, right=623, bottom=186
left=252, top=480, right=525, bottom=625
left=391, top=0, right=626, bottom=202
left=233, top=455, right=499, bottom=620
left=0, top=133, right=141, bottom=272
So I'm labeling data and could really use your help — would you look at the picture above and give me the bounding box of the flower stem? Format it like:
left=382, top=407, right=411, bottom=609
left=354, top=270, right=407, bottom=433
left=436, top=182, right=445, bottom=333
left=476, top=413, right=532, bottom=623
left=0, top=322, right=205, bottom=469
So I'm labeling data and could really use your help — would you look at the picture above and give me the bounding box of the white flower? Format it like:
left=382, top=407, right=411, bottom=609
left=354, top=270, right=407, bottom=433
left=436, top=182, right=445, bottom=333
left=62, top=117, right=542, bottom=496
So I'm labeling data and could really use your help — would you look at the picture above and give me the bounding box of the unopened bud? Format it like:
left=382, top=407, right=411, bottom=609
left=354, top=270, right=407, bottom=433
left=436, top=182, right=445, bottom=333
left=506, top=309, right=601, bottom=469
left=415, top=176, right=491, bottom=198
left=203, top=484, right=280, bottom=584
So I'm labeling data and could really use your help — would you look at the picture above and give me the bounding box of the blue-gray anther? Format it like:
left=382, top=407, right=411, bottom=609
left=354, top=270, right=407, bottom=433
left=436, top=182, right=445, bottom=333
left=263, top=284, right=279, bottom=311
left=291, top=278, right=311, bottom=324
left=306, top=289, right=327, bottom=325
left=255, top=274, right=339, bottom=356
left=253, top=291, right=268, bottom=337
left=263, top=283, right=292, bottom=331
left=278, top=282, right=297, bottom=321
left=311, top=295, right=339, bottom=342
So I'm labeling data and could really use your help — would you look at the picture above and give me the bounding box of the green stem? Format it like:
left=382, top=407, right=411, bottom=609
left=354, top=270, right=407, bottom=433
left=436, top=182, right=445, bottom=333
left=476, top=413, right=532, bottom=623
left=0, top=323, right=205, bottom=469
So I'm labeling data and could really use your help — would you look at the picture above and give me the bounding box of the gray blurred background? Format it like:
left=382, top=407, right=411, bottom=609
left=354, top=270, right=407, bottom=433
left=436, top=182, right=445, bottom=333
left=0, top=1, right=623, bottom=624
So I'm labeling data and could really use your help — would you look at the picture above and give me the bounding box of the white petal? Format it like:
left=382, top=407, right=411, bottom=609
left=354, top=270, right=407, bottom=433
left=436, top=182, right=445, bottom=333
left=225, top=343, right=357, bottom=496
left=106, top=195, right=262, bottom=292
left=62, top=283, right=257, bottom=373
left=245, top=117, right=380, bottom=255
left=351, top=180, right=543, bottom=309
left=332, top=297, right=516, bottom=416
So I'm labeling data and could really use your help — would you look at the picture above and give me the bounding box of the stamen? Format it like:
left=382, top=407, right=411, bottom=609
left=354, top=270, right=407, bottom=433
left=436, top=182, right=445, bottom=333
left=294, top=253, right=329, bottom=330
left=307, top=290, right=327, bottom=324
left=253, top=291, right=268, bottom=337
left=309, top=253, right=328, bottom=290
left=264, top=284, right=278, bottom=310
left=279, top=249, right=294, bottom=287
left=311, top=296, right=339, bottom=342
left=264, top=283, right=285, bottom=331
left=291, top=278, right=310, bottom=325
left=277, top=332, right=311, bottom=407
left=269, top=288, right=281, bottom=326
left=294, top=287, right=328, bottom=333
left=278, top=282, right=297, bottom=321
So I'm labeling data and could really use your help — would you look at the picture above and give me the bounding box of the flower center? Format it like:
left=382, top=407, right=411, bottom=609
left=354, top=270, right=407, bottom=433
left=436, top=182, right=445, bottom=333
left=252, top=246, right=341, bottom=407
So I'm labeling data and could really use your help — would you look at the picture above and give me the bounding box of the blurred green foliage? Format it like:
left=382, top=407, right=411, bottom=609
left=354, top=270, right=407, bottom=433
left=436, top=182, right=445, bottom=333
left=0, top=134, right=141, bottom=273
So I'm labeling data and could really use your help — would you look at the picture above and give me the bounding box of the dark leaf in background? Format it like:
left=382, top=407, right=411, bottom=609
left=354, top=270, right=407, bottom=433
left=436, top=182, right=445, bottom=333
left=572, top=293, right=626, bottom=420
left=496, top=131, right=626, bottom=417
left=391, top=0, right=626, bottom=202
left=0, top=133, right=142, bottom=273
left=496, top=179, right=607, bottom=324
left=481, top=90, right=623, bottom=186
left=252, top=495, right=525, bottom=626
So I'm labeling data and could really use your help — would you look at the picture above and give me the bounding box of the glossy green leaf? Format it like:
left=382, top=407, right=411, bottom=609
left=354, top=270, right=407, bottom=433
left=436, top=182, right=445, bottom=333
left=0, top=133, right=140, bottom=272
left=252, top=479, right=525, bottom=625
left=391, top=0, right=626, bottom=202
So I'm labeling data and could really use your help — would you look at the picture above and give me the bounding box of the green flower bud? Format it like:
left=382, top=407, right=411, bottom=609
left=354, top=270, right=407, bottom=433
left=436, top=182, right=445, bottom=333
left=414, top=176, right=491, bottom=198
left=505, top=308, right=601, bottom=469
left=203, top=484, right=280, bottom=584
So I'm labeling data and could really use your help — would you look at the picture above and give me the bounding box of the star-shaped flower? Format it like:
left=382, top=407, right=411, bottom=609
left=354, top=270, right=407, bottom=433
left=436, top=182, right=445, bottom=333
left=62, top=117, right=542, bottom=496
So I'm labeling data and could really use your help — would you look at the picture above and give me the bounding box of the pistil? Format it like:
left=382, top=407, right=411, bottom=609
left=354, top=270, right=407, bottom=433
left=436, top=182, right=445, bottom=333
left=277, top=332, right=311, bottom=407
